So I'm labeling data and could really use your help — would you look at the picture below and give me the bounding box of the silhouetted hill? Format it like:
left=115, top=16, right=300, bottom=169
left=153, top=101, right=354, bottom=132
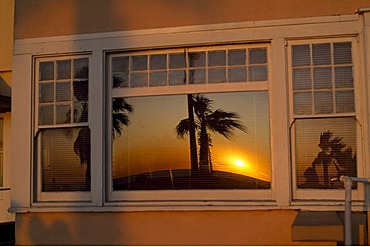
left=113, top=169, right=270, bottom=190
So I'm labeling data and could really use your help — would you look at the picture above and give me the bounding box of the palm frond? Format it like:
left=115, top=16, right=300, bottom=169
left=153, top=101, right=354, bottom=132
left=175, top=118, right=191, bottom=139
left=206, top=109, right=247, bottom=139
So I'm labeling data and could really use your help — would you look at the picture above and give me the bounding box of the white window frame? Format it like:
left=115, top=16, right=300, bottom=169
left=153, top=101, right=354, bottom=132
left=34, top=55, right=92, bottom=202
left=106, top=44, right=275, bottom=203
left=287, top=37, right=366, bottom=201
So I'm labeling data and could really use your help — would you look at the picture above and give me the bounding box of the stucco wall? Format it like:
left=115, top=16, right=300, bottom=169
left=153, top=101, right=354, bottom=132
left=15, top=210, right=306, bottom=245
left=0, top=0, right=14, bottom=72
left=14, top=0, right=370, bottom=39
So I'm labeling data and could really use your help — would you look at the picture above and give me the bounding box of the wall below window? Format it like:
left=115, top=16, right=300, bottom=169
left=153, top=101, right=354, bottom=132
left=14, top=210, right=342, bottom=245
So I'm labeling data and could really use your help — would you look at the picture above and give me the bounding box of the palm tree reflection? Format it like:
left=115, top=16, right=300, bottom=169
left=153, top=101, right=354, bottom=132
left=300, top=131, right=356, bottom=189
left=175, top=94, right=247, bottom=174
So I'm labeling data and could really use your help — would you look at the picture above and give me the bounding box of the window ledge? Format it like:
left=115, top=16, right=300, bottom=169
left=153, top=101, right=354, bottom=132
left=291, top=211, right=343, bottom=241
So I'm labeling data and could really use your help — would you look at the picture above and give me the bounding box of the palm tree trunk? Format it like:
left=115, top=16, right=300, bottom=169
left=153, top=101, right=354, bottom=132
left=323, top=163, right=329, bottom=188
left=187, top=94, right=198, bottom=172
left=199, top=124, right=210, bottom=174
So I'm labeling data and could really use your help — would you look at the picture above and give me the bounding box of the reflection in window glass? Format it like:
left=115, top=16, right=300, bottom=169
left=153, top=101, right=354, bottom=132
left=169, top=53, right=186, bottom=69
left=57, top=60, right=71, bottom=80
left=313, top=43, right=331, bottom=65
left=228, top=68, right=247, bottom=82
left=249, top=48, right=267, bottom=64
left=295, top=117, right=356, bottom=189
left=169, top=70, right=186, bottom=85
left=112, top=91, right=271, bottom=190
left=208, top=68, right=226, bottom=83
left=208, top=50, right=226, bottom=67
left=249, top=66, right=268, bottom=81
left=131, top=56, right=147, bottom=71
left=228, top=49, right=246, bottom=66
left=189, top=52, right=206, bottom=67
left=40, top=62, right=54, bottom=81
left=41, top=127, right=91, bottom=191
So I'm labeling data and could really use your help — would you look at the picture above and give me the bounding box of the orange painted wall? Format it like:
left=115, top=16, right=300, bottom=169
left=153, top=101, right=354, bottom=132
left=16, top=210, right=304, bottom=245
left=14, top=0, right=370, bottom=39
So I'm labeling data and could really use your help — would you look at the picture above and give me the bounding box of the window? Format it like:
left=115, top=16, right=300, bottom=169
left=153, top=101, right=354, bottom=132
left=107, top=44, right=272, bottom=201
left=289, top=39, right=358, bottom=197
left=35, top=56, right=90, bottom=201
left=0, top=118, right=3, bottom=187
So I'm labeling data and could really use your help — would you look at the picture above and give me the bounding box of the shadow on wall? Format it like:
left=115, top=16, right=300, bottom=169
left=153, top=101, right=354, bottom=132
left=27, top=216, right=75, bottom=245
left=25, top=213, right=127, bottom=245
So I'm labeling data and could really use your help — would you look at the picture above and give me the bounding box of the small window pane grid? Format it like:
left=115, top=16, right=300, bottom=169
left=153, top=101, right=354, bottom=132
left=0, top=119, right=3, bottom=187
left=290, top=41, right=357, bottom=191
left=292, top=42, right=354, bottom=116
left=112, top=46, right=268, bottom=89
left=36, top=57, right=91, bottom=194
left=38, top=58, right=89, bottom=127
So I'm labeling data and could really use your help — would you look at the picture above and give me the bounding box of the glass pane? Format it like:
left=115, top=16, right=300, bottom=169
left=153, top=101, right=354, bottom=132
left=112, top=74, right=129, bottom=88
left=208, top=50, right=226, bottom=67
left=336, top=90, right=355, bottom=113
left=73, top=58, right=89, bottom=79
left=39, top=105, right=54, bottom=125
left=40, top=62, right=54, bottom=81
left=112, top=91, right=271, bottom=190
left=249, top=48, right=267, bottom=64
left=313, top=67, right=332, bottom=89
left=74, top=102, right=88, bottom=123
left=294, top=92, right=312, bottom=115
left=131, top=56, right=147, bottom=71
left=314, top=92, right=333, bottom=114
left=189, top=52, right=205, bottom=67
left=169, top=53, right=186, bottom=69
left=131, top=73, right=148, bottom=87
left=249, top=66, right=268, bottom=81
left=295, top=117, right=357, bottom=189
left=57, top=60, right=71, bottom=80
left=150, top=54, right=167, bottom=70
left=313, top=43, right=331, bottom=65
left=334, top=42, right=352, bottom=65
left=208, top=68, right=226, bottom=83
left=73, top=81, right=88, bottom=102
left=150, top=71, right=167, bottom=86
left=169, top=70, right=186, bottom=85
left=41, top=127, right=91, bottom=192
left=189, top=69, right=206, bottom=84
left=113, top=56, right=129, bottom=72
left=228, top=67, right=247, bottom=82
left=293, top=68, right=311, bottom=90
left=228, top=49, right=246, bottom=66
left=56, top=104, right=71, bottom=124
left=292, top=45, right=310, bottom=67
left=39, top=83, right=54, bottom=103
left=335, top=66, right=353, bottom=88
left=56, top=82, right=71, bottom=102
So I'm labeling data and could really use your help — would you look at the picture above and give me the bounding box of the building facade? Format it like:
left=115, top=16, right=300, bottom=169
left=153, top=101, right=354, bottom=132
left=10, top=0, right=370, bottom=245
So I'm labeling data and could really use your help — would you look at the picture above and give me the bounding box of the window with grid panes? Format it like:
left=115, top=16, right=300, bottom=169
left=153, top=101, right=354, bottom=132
left=108, top=45, right=271, bottom=196
left=289, top=39, right=357, bottom=190
left=35, top=56, right=90, bottom=198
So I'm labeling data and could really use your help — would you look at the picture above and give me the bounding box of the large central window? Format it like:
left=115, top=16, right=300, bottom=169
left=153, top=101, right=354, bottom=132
left=107, top=44, right=272, bottom=199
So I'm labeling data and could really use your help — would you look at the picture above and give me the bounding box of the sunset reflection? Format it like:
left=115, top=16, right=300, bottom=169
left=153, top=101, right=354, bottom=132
left=112, top=91, right=271, bottom=190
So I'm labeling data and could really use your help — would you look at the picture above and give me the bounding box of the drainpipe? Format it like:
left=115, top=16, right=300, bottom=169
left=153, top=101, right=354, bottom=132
left=340, top=176, right=370, bottom=246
